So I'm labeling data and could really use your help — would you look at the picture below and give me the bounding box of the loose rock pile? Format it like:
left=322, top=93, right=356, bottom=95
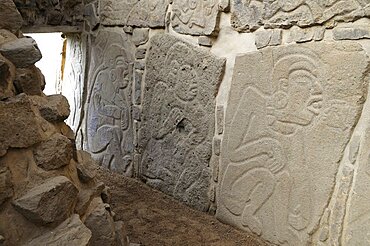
left=0, top=1, right=127, bottom=245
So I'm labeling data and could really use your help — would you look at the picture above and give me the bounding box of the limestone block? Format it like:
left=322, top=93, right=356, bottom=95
left=14, top=66, right=45, bottom=96
left=135, top=48, right=147, bottom=60
left=100, top=0, right=168, bottom=28
left=134, top=70, right=143, bottom=105
left=139, top=34, right=225, bottom=211
left=289, top=26, right=325, bottom=43
left=231, top=1, right=370, bottom=32
left=171, top=0, right=220, bottom=36
left=75, top=182, right=105, bottom=215
left=85, top=28, right=135, bottom=176
left=37, top=95, right=71, bottom=122
left=0, top=53, right=15, bottom=100
left=0, top=37, right=42, bottom=68
left=27, top=214, right=92, bottom=246
left=0, top=95, right=52, bottom=154
left=333, top=25, right=370, bottom=40
left=0, top=167, right=13, bottom=206
left=0, top=0, right=23, bottom=34
left=132, top=28, right=150, bottom=47
left=33, top=134, right=74, bottom=171
left=13, top=176, right=78, bottom=225
left=198, top=36, right=213, bottom=47
left=76, top=150, right=98, bottom=183
left=83, top=198, right=116, bottom=246
left=255, top=29, right=282, bottom=49
left=216, top=42, right=369, bottom=245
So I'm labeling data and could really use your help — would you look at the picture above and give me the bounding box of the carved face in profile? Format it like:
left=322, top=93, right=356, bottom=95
left=271, top=53, right=323, bottom=125
left=103, top=44, right=130, bottom=89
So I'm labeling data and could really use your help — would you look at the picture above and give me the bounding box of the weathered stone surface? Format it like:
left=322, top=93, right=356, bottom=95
left=132, top=28, right=149, bottom=46
left=0, top=167, right=13, bottom=206
left=134, top=70, right=143, bottom=105
left=333, top=25, right=370, bottom=40
left=171, top=0, right=220, bottom=35
left=114, top=221, right=128, bottom=246
left=216, top=105, right=224, bottom=135
left=27, top=214, right=92, bottom=246
left=231, top=1, right=370, bottom=32
left=14, top=66, right=45, bottom=96
left=38, top=95, right=71, bottom=122
left=84, top=198, right=116, bottom=246
left=139, top=34, right=225, bottom=211
left=84, top=3, right=100, bottom=31
left=0, top=53, right=15, bottom=100
left=33, top=134, right=74, bottom=171
left=0, top=0, right=23, bottom=33
left=0, top=29, right=17, bottom=46
left=13, top=176, right=78, bottom=225
left=135, top=48, right=146, bottom=60
left=76, top=150, right=98, bottom=183
left=255, top=29, right=282, bottom=49
left=85, top=28, right=134, bottom=175
left=0, top=37, right=42, bottom=68
left=0, top=95, right=51, bottom=154
left=288, top=26, right=325, bottom=43
left=217, top=42, right=368, bottom=245
left=198, top=36, right=213, bottom=47
left=75, top=182, right=105, bottom=215
left=100, top=0, right=168, bottom=28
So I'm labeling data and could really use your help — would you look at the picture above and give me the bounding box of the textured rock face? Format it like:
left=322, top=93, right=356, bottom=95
left=171, top=0, right=220, bottom=35
left=14, top=66, right=45, bottom=96
left=231, top=0, right=370, bottom=32
left=0, top=53, right=16, bottom=100
left=0, top=167, right=13, bottom=206
left=216, top=42, right=369, bottom=245
left=85, top=28, right=135, bottom=175
left=0, top=0, right=23, bottom=34
left=100, top=0, right=168, bottom=27
left=139, top=34, right=225, bottom=211
left=38, top=95, right=71, bottom=122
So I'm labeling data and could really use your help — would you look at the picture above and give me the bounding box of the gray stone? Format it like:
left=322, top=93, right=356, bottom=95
left=255, top=29, right=282, bottom=49
left=139, top=34, right=225, bottom=211
left=134, top=70, right=143, bottom=105
left=0, top=53, right=15, bottom=100
left=132, top=28, right=150, bottom=46
left=84, top=3, right=100, bottom=31
left=0, top=167, right=13, bottom=206
left=213, top=137, right=221, bottom=156
left=231, top=1, right=370, bottom=32
left=0, top=37, right=42, bottom=68
left=132, top=105, right=141, bottom=121
left=216, top=42, right=369, bottom=245
left=34, top=133, right=73, bottom=171
left=219, top=0, right=230, bottom=12
left=38, top=95, right=71, bottom=122
left=134, top=61, right=145, bottom=70
left=216, top=105, right=224, bottom=135
left=14, top=66, right=45, bottom=96
left=84, top=198, right=116, bottom=246
left=135, top=48, right=147, bottom=60
left=13, top=176, right=79, bottom=225
left=75, top=182, right=105, bottom=215
left=123, top=26, right=133, bottom=34
left=333, top=25, right=370, bottom=40
left=100, top=0, right=168, bottom=28
left=27, top=214, right=92, bottom=246
left=85, top=29, right=134, bottom=176
left=76, top=150, right=98, bottom=183
left=0, top=29, right=17, bottom=46
left=0, top=95, right=52, bottom=154
left=212, top=156, right=220, bottom=182
left=289, top=26, right=325, bottom=43
left=198, top=36, right=213, bottom=47
left=171, top=0, right=220, bottom=36
left=0, top=0, right=23, bottom=34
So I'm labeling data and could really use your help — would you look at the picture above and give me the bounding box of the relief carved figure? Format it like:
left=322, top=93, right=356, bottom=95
left=85, top=30, right=134, bottom=175
left=171, top=0, right=220, bottom=35
left=217, top=42, right=367, bottom=245
left=139, top=34, right=225, bottom=211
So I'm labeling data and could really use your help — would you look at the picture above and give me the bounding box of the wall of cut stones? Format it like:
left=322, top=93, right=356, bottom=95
left=4, top=0, right=370, bottom=245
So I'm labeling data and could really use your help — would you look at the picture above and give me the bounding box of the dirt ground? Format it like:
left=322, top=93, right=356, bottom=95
left=97, top=168, right=268, bottom=246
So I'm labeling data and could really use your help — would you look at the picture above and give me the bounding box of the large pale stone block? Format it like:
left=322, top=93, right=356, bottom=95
left=171, top=0, right=220, bottom=36
left=84, top=28, right=135, bottom=176
left=139, top=34, right=225, bottom=211
left=231, top=1, right=370, bottom=32
left=217, top=42, right=369, bottom=245
left=100, top=0, right=168, bottom=28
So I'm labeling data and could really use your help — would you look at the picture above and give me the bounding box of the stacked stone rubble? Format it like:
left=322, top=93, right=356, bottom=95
left=0, top=1, right=127, bottom=245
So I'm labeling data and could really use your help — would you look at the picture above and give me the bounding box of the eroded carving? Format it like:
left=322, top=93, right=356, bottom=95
left=139, top=34, right=225, bottom=211
left=100, top=0, right=168, bottom=28
left=85, top=29, right=135, bottom=176
left=171, top=0, right=220, bottom=35
left=217, top=42, right=368, bottom=245
left=231, top=0, right=370, bottom=32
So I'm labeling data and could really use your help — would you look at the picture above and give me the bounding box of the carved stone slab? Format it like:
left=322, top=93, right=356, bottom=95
left=139, top=34, right=225, bottom=211
left=85, top=28, right=135, bottom=176
left=100, top=0, right=168, bottom=28
left=231, top=1, right=370, bottom=32
left=171, top=0, right=220, bottom=35
left=216, top=42, right=369, bottom=245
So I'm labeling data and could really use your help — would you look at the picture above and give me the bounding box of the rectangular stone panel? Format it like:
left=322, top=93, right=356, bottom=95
left=171, top=0, right=220, bottom=36
left=231, top=1, right=370, bottom=32
left=216, top=41, right=369, bottom=245
left=84, top=28, right=135, bottom=176
left=139, top=34, right=225, bottom=211
left=100, top=0, right=168, bottom=28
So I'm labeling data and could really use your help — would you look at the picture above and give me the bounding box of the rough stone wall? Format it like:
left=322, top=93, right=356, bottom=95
left=73, top=0, right=370, bottom=245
